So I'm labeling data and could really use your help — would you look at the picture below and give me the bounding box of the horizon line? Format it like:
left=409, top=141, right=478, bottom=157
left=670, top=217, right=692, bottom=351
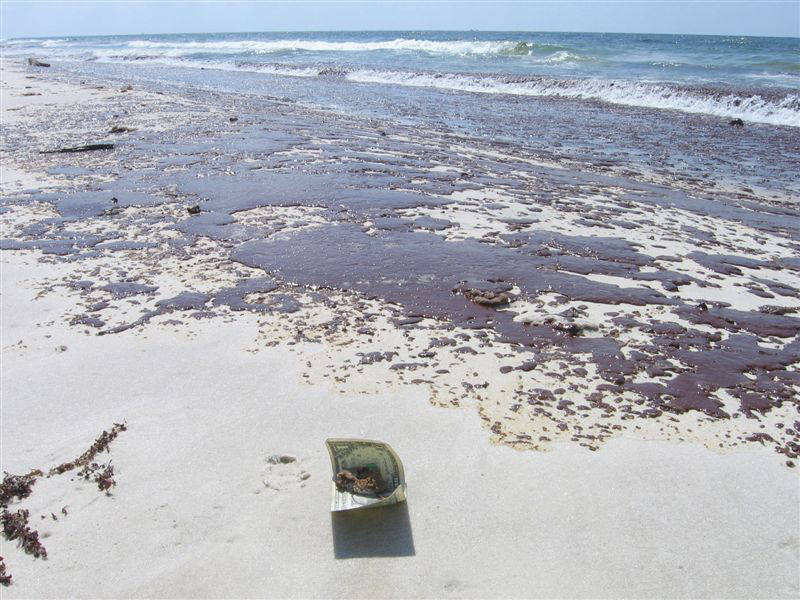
left=5, top=28, right=799, bottom=41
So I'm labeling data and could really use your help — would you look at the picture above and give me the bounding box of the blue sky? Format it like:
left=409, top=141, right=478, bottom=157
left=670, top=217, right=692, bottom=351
left=1, top=1, right=798, bottom=39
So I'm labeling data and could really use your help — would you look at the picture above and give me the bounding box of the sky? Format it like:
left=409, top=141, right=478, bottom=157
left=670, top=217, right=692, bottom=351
left=1, top=1, right=798, bottom=39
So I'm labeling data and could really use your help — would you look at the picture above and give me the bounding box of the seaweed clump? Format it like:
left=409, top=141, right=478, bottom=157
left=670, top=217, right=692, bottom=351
left=0, top=556, right=12, bottom=586
left=0, top=471, right=41, bottom=506
left=0, top=422, right=127, bottom=586
left=48, top=422, right=127, bottom=479
left=79, top=462, right=118, bottom=493
left=1, top=509, right=47, bottom=559
left=50, top=422, right=127, bottom=494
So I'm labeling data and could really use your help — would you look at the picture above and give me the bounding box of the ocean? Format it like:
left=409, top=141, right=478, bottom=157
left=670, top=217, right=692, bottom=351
left=4, top=30, right=799, bottom=124
left=4, top=30, right=799, bottom=197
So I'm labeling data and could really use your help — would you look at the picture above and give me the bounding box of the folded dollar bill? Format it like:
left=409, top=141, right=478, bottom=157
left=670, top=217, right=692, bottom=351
left=325, top=438, right=407, bottom=511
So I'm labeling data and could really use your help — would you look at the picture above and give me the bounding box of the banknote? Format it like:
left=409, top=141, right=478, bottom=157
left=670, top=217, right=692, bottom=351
left=325, top=438, right=406, bottom=512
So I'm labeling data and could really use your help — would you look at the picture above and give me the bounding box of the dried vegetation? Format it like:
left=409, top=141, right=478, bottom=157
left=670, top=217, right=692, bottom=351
left=0, top=422, right=126, bottom=586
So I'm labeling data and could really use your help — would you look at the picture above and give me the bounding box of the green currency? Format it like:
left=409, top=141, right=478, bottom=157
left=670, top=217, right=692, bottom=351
left=325, top=438, right=407, bottom=512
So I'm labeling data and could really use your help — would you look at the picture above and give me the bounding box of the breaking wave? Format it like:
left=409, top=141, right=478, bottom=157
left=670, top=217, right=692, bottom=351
left=345, top=69, right=800, bottom=127
left=127, top=58, right=797, bottom=127
left=120, top=38, right=556, bottom=56
left=3, top=33, right=797, bottom=127
left=1, top=36, right=584, bottom=62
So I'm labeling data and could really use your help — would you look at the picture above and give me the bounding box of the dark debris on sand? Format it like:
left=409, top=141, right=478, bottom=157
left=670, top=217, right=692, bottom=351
left=0, top=422, right=127, bottom=585
left=1, top=509, right=47, bottom=560
left=0, top=556, right=12, bottom=586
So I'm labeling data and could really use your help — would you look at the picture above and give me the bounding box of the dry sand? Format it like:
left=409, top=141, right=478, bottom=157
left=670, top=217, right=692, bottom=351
left=1, top=60, right=798, bottom=599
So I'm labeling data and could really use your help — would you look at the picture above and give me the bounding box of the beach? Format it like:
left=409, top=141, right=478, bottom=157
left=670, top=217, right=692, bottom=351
left=1, top=43, right=798, bottom=599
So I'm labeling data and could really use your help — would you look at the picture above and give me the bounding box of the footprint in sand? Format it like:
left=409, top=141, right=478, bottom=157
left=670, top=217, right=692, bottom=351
left=262, top=454, right=311, bottom=491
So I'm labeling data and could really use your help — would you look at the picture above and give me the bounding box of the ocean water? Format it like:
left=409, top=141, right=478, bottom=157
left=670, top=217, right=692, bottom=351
left=3, top=31, right=799, bottom=126
left=3, top=31, right=799, bottom=195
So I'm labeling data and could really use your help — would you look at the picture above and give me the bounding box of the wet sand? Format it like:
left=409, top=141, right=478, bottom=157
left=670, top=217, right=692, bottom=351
left=1, top=60, right=798, bottom=598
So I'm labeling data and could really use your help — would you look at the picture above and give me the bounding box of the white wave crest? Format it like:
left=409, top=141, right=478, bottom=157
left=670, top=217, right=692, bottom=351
left=0, top=36, right=585, bottom=67
left=90, top=55, right=321, bottom=78
left=539, top=50, right=581, bottom=64
left=121, top=38, right=523, bottom=56
left=346, top=69, right=800, bottom=127
left=0, top=38, right=534, bottom=61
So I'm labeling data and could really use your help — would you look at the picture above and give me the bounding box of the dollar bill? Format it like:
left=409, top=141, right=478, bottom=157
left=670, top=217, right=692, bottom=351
left=325, top=438, right=407, bottom=512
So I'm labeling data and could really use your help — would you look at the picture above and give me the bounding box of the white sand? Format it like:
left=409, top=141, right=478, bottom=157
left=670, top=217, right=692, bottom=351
left=1, top=60, right=798, bottom=599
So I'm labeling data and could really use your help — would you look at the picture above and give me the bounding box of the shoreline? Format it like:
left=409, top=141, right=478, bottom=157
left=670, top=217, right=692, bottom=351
left=1, top=59, right=798, bottom=598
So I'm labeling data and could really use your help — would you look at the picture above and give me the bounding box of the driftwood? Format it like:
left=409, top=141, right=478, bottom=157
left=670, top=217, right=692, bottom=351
left=40, top=144, right=114, bottom=154
left=26, top=58, right=50, bottom=67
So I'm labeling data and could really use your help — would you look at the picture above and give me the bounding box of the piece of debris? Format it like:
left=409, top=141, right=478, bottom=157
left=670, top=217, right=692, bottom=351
left=266, top=455, right=296, bottom=465
left=40, top=144, right=114, bottom=154
left=26, top=58, right=50, bottom=68
left=119, top=84, right=133, bottom=92
left=552, top=320, right=597, bottom=336
left=729, top=118, right=744, bottom=126
left=187, top=205, right=201, bottom=215
left=463, top=288, right=510, bottom=307
left=335, top=467, right=387, bottom=495
left=109, top=125, right=135, bottom=134
left=229, top=116, right=238, bottom=122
